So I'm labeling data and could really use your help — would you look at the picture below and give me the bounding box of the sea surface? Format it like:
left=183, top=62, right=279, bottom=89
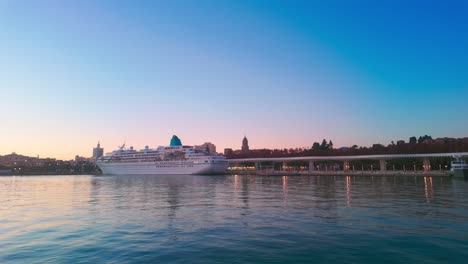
left=1, top=174, right=467, bottom=263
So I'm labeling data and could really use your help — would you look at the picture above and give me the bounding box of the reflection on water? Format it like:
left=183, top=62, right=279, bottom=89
left=1, top=174, right=468, bottom=263
left=282, top=176, right=288, bottom=202
left=424, top=176, right=433, bottom=203
left=346, top=176, right=351, bottom=207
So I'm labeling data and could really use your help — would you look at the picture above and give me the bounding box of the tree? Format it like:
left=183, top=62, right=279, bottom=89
left=312, top=142, right=320, bottom=150
left=329, top=140, right=334, bottom=149
left=409, top=136, right=417, bottom=144
left=418, top=135, right=432, bottom=143
left=320, top=139, right=328, bottom=150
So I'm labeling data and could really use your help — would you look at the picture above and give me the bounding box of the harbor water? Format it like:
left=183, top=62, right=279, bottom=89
left=1, top=174, right=468, bottom=263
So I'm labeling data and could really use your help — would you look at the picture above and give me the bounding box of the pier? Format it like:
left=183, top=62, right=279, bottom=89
left=227, top=152, right=468, bottom=176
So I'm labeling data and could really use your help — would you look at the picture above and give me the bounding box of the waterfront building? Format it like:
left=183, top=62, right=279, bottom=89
left=434, top=138, right=453, bottom=144
left=0, top=152, right=54, bottom=167
left=195, top=142, right=216, bottom=154
left=75, top=155, right=88, bottom=162
left=0, top=164, right=12, bottom=175
left=241, top=136, right=249, bottom=153
left=422, top=139, right=434, bottom=144
left=93, top=142, right=104, bottom=159
left=0, top=169, right=11, bottom=175
left=224, top=148, right=233, bottom=156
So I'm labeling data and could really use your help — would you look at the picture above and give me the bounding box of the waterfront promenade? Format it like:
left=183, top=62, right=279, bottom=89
left=230, top=169, right=450, bottom=177
left=228, top=152, right=468, bottom=176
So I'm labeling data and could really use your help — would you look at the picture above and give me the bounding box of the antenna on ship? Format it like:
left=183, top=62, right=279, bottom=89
left=118, top=142, right=126, bottom=150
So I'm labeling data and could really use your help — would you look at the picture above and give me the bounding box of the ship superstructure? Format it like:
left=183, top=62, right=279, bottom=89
left=96, top=136, right=228, bottom=175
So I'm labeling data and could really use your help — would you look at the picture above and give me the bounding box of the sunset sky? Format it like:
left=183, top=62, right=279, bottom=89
left=1, top=0, right=467, bottom=160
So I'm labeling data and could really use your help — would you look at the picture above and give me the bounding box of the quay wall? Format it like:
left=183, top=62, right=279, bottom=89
left=228, top=170, right=450, bottom=177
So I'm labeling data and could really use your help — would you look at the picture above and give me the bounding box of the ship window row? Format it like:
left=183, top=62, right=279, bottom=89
left=117, top=156, right=164, bottom=159
left=154, top=165, right=194, bottom=167
left=108, top=160, right=194, bottom=164
left=116, top=151, right=160, bottom=155
left=112, top=160, right=188, bottom=163
left=116, top=153, right=182, bottom=156
left=119, top=156, right=163, bottom=159
left=116, top=154, right=162, bottom=157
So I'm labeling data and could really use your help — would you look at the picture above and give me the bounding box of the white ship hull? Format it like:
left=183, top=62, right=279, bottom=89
left=97, top=161, right=228, bottom=175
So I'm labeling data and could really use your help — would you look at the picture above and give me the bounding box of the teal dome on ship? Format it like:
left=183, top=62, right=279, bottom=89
left=170, top=135, right=182, bottom=146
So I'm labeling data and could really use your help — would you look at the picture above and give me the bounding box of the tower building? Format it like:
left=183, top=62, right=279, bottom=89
left=92, top=142, right=104, bottom=159
left=241, top=136, right=249, bottom=153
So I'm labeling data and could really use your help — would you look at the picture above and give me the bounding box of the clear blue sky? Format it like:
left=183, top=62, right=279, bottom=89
left=0, top=0, right=467, bottom=159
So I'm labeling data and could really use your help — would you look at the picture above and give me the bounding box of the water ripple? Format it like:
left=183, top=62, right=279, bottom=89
left=0, top=175, right=468, bottom=263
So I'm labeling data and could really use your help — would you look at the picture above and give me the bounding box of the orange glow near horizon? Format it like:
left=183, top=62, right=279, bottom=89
left=1, top=132, right=359, bottom=160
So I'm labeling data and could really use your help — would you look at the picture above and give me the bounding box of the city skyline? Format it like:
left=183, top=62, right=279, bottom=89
left=1, top=0, right=467, bottom=160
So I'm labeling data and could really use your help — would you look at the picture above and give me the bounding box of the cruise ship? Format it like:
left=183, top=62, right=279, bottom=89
left=96, top=136, right=228, bottom=175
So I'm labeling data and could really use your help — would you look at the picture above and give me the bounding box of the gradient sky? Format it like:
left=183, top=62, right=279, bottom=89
left=1, top=0, right=467, bottom=160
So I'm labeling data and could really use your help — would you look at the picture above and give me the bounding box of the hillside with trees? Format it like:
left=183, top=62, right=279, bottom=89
left=228, top=136, right=468, bottom=159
